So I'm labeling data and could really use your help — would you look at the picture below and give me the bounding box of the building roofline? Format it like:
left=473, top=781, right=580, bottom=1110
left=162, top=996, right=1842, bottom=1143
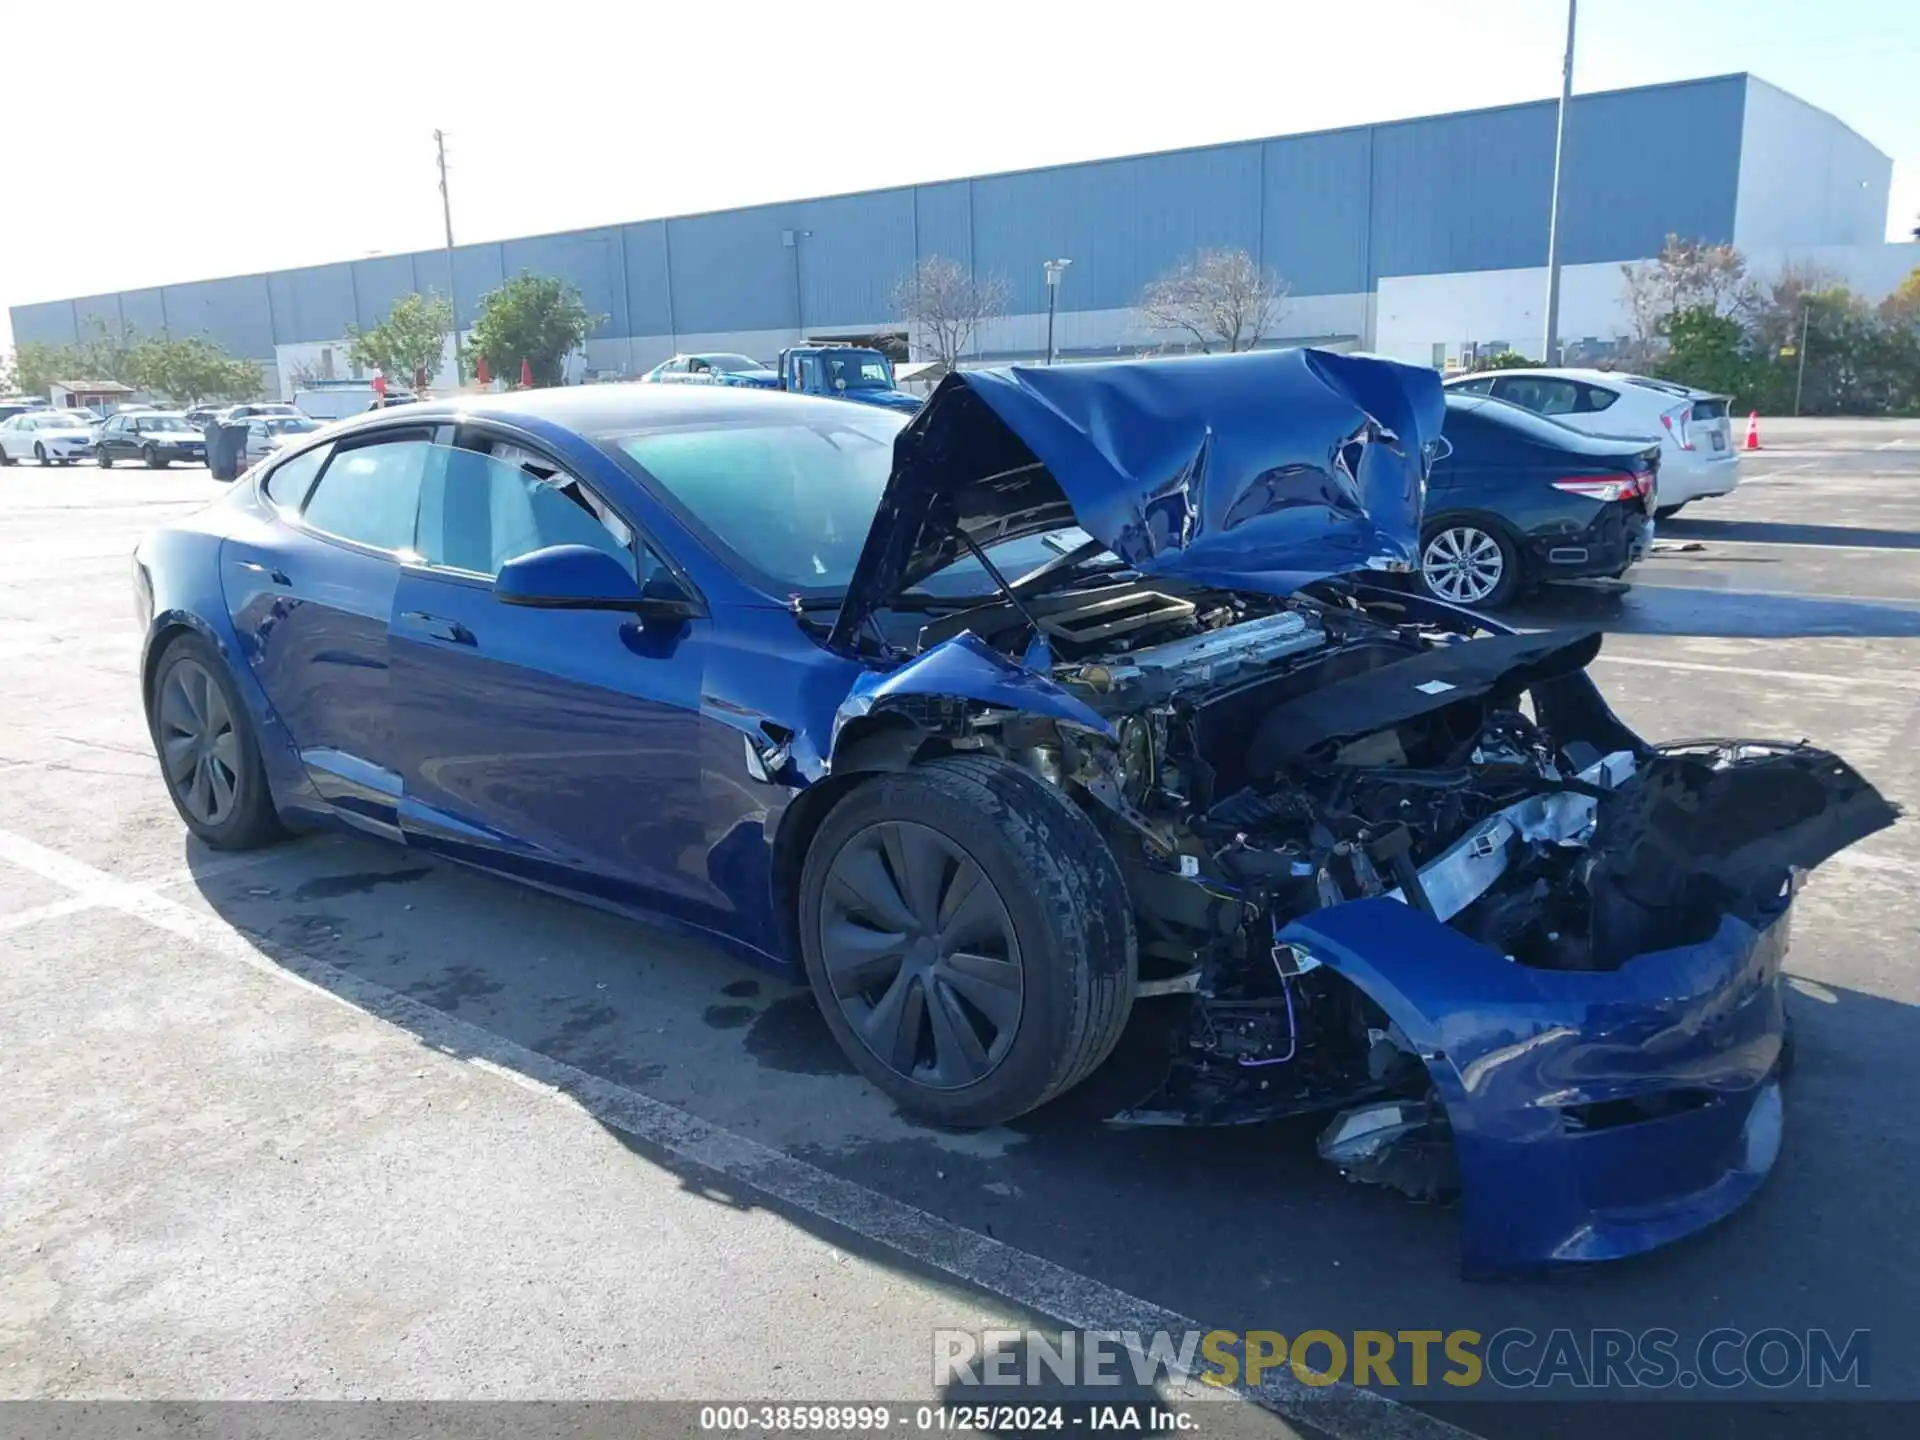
left=12, top=74, right=1774, bottom=311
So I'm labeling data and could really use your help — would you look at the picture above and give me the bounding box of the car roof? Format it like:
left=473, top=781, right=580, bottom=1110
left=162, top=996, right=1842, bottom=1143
left=1447, top=366, right=1637, bottom=385
left=319, top=379, right=891, bottom=441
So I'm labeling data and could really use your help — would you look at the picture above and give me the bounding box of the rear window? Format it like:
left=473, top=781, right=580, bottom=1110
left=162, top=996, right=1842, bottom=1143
left=1691, top=397, right=1729, bottom=420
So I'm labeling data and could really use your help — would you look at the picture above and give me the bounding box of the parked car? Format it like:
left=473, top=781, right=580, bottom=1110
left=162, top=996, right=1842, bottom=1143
left=226, top=402, right=304, bottom=420
left=293, top=385, right=417, bottom=421
left=1420, top=392, right=1657, bottom=608
left=1444, top=367, right=1736, bottom=517
left=0, top=408, right=100, bottom=465
left=132, top=351, right=1890, bottom=1278
left=639, top=353, right=777, bottom=386
left=94, top=410, right=207, bottom=468
left=1, top=396, right=51, bottom=424
left=241, top=414, right=322, bottom=465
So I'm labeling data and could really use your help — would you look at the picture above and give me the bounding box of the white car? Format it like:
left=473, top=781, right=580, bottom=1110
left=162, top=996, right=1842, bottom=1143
left=1444, top=368, right=1738, bottom=516
left=0, top=409, right=101, bottom=466
left=242, top=414, right=322, bottom=464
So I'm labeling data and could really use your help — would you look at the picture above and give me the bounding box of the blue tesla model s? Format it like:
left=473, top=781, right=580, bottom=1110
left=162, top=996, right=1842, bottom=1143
left=134, top=349, right=1892, bottom=1277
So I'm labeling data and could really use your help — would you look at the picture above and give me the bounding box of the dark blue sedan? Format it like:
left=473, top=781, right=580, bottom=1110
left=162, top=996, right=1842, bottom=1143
left=133, top=349, right=1891, bottom=1278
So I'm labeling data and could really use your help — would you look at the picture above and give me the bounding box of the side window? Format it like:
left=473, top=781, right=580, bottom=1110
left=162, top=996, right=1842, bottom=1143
left=1448, top=377, right=1496, bottom=397
left=299, top=437, right=430, bottom=552
left=415, top=443, right=638, bottom=579
left=1495, top=377, right=1580, bottom=415
left=261, top=444, right=329, bottom=509
left=1578, top=384, right=1619, bottom=413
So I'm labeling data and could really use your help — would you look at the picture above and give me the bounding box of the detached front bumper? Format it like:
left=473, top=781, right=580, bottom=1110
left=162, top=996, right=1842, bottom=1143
left=1281, top=889, right=1790, bottom=1279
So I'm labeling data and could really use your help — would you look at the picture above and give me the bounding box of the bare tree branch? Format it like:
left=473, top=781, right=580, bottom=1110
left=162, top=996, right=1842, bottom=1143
left=1619, top=233, right=1756, bottom=360
left=1136, top=249, right=1287, bottom=354
left=890, top=256, right=1011, bottom=371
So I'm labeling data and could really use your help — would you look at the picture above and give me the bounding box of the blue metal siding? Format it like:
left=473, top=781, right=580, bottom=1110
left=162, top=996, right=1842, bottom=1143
left=72, top=293, right=125, bottom=342
left=789, top=188, right=917, bottom=325
left=974, top=145, right=1265, bottom=313
left=164, top=277, right=276, bottom=356
left=12, top=300, right=78, bottom=346
left=1559, top=80, right=1743, bottom=263
left=9, top=76, right=1772, bottom=354
left=266, top=264, right=356, bottom=345
left=621, top=221, right=674, bottom=337
left=353, top=255, right=423, bottom=331
left=668, top=204, right=798, bottom=334
left=913, top=182, right=972, bottom=273
left=1261, top=129, right=1373, bottom=296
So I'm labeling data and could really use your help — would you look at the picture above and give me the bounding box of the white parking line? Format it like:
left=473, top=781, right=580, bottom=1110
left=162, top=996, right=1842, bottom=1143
left=1594, top=653, right=1920, bottom=692
left=0, top=824, right=1470, bottom=1440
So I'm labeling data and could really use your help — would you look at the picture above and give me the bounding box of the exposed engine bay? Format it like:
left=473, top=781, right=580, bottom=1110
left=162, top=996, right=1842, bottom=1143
left=853, top=566, right=1896, bottom=1163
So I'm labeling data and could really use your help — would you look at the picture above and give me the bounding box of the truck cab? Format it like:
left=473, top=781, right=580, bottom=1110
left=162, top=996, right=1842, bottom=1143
left=776, top=346, right=921, bottom=413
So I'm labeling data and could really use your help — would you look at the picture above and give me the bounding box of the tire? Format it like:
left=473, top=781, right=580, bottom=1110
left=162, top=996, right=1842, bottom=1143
left=1421, top=520, right=1521, bottom=609
left=798, top=756, right=1136, bottom=1127
left=144, top=444, right=168, bottom=469
left=146, top=633, right=285, bottom=851
left=1655, top=502, right=1687, bottom=520
left=34, top=442, right=48, bottom=467
left=0, top=445, right=13, bottom=467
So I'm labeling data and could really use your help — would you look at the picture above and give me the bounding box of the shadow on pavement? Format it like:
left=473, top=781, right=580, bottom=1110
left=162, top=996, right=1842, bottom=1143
left=180, top=829, right=1920, bottom=1419
left=1661, top=518, right=1920, bottom=552
left=1506, top=583, right=1920, bottom=639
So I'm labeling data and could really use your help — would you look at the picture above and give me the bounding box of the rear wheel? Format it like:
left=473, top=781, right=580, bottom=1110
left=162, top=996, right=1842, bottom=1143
left=1421, top=521, right=1520, bottom=609
left=98, top=447, right=113, bottom=468
left=798, top=756, right=1135, bottom=1127
left=146, top=634, right=285, bottom=850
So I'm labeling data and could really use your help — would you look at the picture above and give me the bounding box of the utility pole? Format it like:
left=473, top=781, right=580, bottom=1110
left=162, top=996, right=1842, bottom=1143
left=434, top=129, right=462, bottom=384
left=1792, top=298, right=1812, bottom=416
left=1541, top=0, right=1577, bottom=367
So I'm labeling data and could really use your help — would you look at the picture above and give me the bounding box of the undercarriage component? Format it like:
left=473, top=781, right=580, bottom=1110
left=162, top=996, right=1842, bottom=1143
left=1318, top=1099, right=1458, bottom=1202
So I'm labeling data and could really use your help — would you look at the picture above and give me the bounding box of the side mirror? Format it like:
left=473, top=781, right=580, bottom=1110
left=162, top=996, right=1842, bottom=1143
left=494, top=544, right=698, bottom=619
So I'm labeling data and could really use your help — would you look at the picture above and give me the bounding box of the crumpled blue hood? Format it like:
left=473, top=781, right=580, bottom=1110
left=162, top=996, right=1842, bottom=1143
left=830, top=348, right=1444, bottom=649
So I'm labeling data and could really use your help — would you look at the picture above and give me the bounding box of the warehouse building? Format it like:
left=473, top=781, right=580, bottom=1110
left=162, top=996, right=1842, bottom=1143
left=9, top=72, right=1910, bottom=395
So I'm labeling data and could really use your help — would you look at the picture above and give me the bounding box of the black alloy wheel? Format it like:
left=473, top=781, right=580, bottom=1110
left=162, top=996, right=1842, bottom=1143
left=798, top=756, right=1136, bottom=1128
left=147, top=635, right=284, bottom=850
left=819, top=819, right=1025, bottom=1090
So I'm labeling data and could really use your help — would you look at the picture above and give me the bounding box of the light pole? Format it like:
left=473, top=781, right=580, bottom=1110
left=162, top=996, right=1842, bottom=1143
left=434, top=129, right=462, bottom=384
left=1792, top=297, right=1813, bottom=416
left=1541, top=0, right=1577, bottom=367
left=1043, top=258, right=1072, bottom=364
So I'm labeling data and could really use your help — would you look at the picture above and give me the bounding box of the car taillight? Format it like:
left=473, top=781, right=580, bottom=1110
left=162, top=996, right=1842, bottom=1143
left=1659, top=403, right=1694, bottom=450
left=1552, top=474, right=1642, bottom=502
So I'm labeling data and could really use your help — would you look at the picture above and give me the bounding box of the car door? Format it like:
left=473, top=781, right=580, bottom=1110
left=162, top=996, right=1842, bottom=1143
left=223, top=428, right=438, bottom=834
left=390, top=432, right=718, bottom=922
left=0, top=417, right=21, bottom=460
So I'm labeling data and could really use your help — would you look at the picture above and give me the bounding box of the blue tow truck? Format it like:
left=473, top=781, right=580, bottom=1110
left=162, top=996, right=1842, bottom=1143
left=714, top=345, right=921, bottom=412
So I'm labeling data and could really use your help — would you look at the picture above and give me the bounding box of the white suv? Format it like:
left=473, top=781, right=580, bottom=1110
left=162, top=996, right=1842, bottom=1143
left=1444, top=368, right=1738, bottom=517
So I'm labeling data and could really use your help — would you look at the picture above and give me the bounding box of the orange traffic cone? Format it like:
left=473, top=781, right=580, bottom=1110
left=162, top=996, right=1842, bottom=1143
left=1745, top=411, right=1761, bottom=450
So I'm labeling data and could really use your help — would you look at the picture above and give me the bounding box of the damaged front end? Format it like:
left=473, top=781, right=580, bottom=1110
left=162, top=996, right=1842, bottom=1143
left=818, top=350, right=1897, bottom=1276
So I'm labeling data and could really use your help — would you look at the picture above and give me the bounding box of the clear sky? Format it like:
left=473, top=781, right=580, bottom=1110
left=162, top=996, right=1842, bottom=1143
left=2, top=0, right=1915, bottom=353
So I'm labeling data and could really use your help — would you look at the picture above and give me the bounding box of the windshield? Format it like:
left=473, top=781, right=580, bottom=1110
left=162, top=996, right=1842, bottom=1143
left=140, top=415, right=195, bottom=432
left=822, top=350, right=892, bottom=389
left=697, top=354, right=761, bottom=373
left=53, top=410, right=96, bottom=425
left=610, top=411, right=906, bottom=590
left=263, top=417, right=318, bottom=433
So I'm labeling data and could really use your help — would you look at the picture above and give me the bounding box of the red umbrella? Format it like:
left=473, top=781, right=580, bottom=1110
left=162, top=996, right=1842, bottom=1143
left=475, top=355, right=490, bottom=385
left=519, top=358, right=533, bottom=388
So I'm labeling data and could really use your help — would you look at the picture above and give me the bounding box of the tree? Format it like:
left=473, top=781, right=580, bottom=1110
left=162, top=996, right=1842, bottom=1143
left=1879, top=266, right=1920, bottom=326
left=10, top=340, right=84, bottom=396
left=1658, top=306, right=1763, bottom=408
left=468, top=273, right=600, bottom=388
left=1618, top=234, right=1755, bottom=354
left=1137, top=248, right=1287, bottom=355
left=129, top=337, right=262, bottom=405
left=889, top=255, right=1010, bottom=372
left=346, top=291, right=454, bottom=390
left=1478, top=350, right=1537, bottom=370
left=0, top=350, right=17, bottom=393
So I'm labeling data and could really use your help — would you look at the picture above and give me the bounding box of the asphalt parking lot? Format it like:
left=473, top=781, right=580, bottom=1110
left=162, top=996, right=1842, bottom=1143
left=3, top=420, right=1918, bottom=1438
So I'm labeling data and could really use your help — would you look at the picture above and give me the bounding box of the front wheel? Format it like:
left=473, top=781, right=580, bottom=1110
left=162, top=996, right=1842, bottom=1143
left=1421, top=521, right=1520, bottom=609
left=144, top=444, right=168, bottom=469
left=798, top=756, right=1136, bottom=1127
left=146, top=634, right=285, bottom=850
left=33, top=443, right=48, bottom=466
